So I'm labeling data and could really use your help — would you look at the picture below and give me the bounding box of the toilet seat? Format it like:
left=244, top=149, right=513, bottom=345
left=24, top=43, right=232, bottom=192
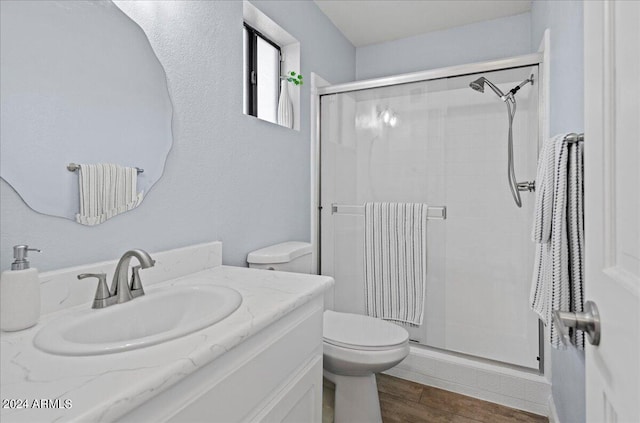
left=323, top=310, right=409, bottom=351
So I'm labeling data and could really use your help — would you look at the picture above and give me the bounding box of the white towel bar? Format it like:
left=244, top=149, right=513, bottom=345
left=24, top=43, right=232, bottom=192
left=330, top=204, right=446, bottom=220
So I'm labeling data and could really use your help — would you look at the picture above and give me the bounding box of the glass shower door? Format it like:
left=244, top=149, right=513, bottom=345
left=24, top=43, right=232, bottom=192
left=320, top=66, right=540, bottom=369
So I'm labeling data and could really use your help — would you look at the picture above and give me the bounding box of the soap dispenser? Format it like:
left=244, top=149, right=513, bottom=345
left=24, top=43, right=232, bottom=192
left=1, top=245, right=41, bottom=331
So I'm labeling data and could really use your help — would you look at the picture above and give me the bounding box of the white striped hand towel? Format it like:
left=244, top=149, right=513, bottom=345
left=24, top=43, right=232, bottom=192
left=529, top=135, right=585, bottom=349
left=364, top=202, right=427, bottom=326
left=75, top=163, right=144, bottom=226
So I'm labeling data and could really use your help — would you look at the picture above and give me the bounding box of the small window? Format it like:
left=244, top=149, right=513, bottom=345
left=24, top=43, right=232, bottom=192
left=243, top=23, right=281, bottom=124
left=242, top=0, right=300, bottom=130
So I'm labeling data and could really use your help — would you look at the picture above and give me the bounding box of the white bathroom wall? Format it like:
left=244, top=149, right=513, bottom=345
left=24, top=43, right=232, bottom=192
left=355, top=12, right=531, bottom=80
left=0, top=0, right=356, bottom=271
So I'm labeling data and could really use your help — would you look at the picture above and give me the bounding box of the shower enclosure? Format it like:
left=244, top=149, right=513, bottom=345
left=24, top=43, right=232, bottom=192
left=317, top=57, right=541, bottom=370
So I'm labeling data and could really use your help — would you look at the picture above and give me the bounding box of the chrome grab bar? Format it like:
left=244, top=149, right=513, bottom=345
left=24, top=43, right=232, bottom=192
left=552, top=301, right=601, bottom=346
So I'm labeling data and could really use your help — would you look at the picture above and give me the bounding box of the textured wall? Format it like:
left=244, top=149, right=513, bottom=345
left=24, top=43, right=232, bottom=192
left=0, top=0, right=355, bottom=271
left=531, top=2, right=586, bottom=422
left=355, top=12, right=531, bottom=80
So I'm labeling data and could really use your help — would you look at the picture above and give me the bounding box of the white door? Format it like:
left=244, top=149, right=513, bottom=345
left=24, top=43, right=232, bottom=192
left=584, top=1, right=640, bottom=422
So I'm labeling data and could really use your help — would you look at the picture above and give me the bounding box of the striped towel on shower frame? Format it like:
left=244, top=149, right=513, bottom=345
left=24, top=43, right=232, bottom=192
left=529, top=134, right=585, bottom=350
left=364, top=202, right=428, bottom=326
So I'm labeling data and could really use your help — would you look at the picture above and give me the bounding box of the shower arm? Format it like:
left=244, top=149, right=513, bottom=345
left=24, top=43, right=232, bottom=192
left=482, top=78, right=507, bottom=100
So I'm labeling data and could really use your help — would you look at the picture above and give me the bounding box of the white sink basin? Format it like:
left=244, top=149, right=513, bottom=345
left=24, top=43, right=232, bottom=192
left=34, top=284, right=242, bottom=356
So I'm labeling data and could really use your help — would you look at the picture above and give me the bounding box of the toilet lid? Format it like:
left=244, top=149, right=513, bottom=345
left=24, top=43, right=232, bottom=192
left=323, top=310, right=409, bottom=350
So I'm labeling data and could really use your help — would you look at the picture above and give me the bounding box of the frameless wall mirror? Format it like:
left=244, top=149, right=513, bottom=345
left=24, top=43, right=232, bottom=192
left=0, top=0, right=173, bottom=224
left=243, top=1, right=300, bottom=131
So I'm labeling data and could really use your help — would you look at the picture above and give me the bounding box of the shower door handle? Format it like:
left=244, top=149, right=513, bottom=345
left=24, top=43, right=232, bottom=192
left=552, top=301, right=601, bottom=346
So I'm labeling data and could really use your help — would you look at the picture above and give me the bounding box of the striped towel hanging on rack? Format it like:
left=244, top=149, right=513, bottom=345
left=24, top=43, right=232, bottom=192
left=75, top=163, right=144, bottom=226
left=364, top=202, right=428, bottom=326
left=529, top=134, right=585, bottom=349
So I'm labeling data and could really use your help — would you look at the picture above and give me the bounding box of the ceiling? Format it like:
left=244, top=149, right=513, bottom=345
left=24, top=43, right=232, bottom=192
left=314, top=0, right=532, bottom=47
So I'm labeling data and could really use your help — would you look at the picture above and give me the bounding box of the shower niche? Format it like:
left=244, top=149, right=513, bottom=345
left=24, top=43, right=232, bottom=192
left=319, top=65, right=541, bottom=370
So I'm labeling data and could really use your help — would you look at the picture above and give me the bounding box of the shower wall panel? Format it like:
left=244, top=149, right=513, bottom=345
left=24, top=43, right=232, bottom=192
left=320, top=67, right=540, bottom=369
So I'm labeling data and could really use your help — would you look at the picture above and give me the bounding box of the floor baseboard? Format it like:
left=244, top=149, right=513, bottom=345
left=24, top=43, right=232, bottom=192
left=548, top=395, right=561, bottom=423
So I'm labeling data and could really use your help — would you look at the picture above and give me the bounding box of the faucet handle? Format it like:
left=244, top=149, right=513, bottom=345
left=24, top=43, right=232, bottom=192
left=129, top=265, right=145, bottom=298
left=78, top=273, right=111, bottom=308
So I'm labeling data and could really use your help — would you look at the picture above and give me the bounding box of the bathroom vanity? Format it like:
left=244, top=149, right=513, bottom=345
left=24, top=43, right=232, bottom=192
left=0, top=242, right=333, bottom=422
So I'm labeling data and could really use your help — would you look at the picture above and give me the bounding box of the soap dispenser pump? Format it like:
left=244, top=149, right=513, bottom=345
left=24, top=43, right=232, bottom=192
left=1, top=245, right=41, bottom=331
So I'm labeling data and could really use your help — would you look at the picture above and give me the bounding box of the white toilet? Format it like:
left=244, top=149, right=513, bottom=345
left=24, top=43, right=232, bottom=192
left=247, top=242, right=410, bottom=423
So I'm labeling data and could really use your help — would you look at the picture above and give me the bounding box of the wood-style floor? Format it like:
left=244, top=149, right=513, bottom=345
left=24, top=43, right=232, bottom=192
left=323, top=374, right=548, bottom=423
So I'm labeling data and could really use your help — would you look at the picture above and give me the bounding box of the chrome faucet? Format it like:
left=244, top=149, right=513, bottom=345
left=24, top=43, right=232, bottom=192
left=111, top=249, right=155, bottom=303
left=79, top=249, right=155, bottom=309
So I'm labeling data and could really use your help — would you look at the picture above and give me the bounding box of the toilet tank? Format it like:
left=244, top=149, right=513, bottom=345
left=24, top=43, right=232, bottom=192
left=247, top=242, right=312, bottom=273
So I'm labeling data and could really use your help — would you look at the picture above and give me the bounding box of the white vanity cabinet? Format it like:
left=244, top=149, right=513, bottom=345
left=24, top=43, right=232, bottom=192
left=1, top=243, right=333, bottom=423
left=120, top=296, right=325, bottom=423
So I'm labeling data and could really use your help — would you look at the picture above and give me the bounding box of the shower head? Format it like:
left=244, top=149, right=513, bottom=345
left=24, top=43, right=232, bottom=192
left=469, top=77, right=485, bottom=92
left=469, top=77, right=506, bottom=100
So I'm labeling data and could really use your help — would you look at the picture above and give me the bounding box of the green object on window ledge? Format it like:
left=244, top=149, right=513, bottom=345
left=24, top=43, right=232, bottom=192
left=282, top=71, right=304, bottom=86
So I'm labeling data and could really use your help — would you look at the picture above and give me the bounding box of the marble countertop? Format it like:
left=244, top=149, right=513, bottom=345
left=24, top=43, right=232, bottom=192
left=0, top=265, right=333, bottom=422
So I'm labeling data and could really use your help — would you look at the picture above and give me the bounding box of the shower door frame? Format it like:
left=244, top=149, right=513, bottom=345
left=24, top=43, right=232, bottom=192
left=316, top=52, right=542, bottom=96
left=311, top=51, right=546, bottom=373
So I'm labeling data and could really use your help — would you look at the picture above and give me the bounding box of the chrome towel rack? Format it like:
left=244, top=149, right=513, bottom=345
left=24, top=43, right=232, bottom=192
left=67, top=163, right=144, bottom=174
left=565, top=132, right=584, bottom=143
left=518, top=133, right=584, bottom=194
left=331, top=204, right=447, bottom=220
